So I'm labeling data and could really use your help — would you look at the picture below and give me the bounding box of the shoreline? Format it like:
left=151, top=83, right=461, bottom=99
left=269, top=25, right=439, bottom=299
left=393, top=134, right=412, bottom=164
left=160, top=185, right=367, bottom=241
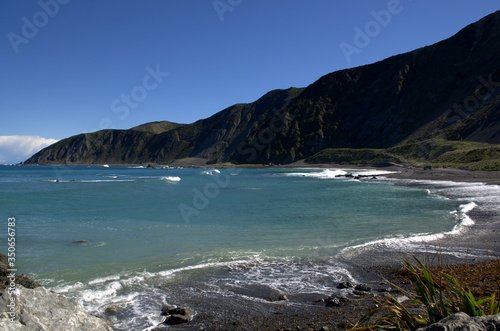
left=188, top=166, right=500, bottom=330
left=155, top=167, right=500, bottom=330
left=4, top=164, right=500, bottom=330
left=16, top=161, right=500, bottom=185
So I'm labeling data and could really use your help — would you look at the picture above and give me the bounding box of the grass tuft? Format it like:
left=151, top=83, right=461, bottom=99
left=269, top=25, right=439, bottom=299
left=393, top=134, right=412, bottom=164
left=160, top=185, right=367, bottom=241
left=352, top=256, right=500, bottom=330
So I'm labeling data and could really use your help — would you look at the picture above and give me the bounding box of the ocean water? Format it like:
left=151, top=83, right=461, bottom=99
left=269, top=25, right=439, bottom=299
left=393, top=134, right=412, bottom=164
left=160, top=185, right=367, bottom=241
left=1, top=165, right=496, bottom=329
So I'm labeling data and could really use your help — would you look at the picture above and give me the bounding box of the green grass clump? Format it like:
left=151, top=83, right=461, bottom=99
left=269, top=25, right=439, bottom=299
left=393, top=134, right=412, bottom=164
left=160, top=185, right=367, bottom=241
left=352, top=256, right=500, bottom=330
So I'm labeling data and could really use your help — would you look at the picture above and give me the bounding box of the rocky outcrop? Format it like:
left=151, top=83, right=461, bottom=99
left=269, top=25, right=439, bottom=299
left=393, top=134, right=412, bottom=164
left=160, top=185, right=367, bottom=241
left=0, top=285, right=113, bottom=331
left=0, top=254, right=40, bottom=291
left=417, top=312, right=500, bottom=331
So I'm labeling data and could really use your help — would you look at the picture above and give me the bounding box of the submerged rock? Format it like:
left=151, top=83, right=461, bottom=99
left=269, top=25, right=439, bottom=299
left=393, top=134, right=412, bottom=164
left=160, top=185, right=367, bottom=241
left=104, top=304, right=124, bottom=314
left=72, top=240, right=89, bottom=245
left=0, top=285, right=113, bottom=331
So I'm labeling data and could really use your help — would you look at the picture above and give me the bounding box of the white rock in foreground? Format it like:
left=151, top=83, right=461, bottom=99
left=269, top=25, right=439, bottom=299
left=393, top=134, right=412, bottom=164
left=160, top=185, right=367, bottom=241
left=0, top=285, right=113, bottom=331
left=417, top=312, right=500, bottom=331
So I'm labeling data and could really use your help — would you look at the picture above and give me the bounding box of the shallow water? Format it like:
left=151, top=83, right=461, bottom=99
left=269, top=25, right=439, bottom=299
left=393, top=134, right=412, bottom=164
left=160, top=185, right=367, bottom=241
left=1, top=165, right=493, bottom=330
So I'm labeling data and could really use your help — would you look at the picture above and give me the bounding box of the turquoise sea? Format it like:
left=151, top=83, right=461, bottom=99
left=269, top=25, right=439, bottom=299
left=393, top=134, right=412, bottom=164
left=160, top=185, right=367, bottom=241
left=1, top=165, right=496, bottom=329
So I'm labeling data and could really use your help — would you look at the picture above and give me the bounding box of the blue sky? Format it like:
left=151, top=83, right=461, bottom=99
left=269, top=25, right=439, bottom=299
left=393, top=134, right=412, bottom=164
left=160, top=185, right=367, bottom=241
left=1, top=0, right=499, bottom=163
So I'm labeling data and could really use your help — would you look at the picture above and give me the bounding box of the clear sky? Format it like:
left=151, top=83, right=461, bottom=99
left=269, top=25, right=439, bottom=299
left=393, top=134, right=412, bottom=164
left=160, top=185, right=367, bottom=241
left=1, top=0, right=499, bottom=163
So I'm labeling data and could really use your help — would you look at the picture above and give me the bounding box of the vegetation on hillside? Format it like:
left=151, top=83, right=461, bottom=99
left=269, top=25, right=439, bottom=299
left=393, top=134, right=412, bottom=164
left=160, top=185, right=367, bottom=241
left=24, top=11, right=500, bottom=170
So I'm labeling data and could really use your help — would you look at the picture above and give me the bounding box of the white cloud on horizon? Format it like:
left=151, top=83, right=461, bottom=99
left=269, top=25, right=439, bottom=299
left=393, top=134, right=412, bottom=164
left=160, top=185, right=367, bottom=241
left=0, top=136, right=59, bottom=164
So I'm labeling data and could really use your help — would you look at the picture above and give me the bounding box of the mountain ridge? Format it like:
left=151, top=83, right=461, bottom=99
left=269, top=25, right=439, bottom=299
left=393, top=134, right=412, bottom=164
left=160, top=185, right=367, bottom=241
left=25, top=11, right=500, bottom=169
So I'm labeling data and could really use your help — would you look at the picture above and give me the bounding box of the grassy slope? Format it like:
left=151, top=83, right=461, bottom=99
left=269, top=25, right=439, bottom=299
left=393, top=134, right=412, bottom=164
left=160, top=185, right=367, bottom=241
left=305, top=139, right=500, bottom=171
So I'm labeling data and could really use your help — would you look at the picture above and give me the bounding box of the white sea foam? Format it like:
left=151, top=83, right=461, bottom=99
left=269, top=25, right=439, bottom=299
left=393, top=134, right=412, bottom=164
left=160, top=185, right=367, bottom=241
left=218, top=260, right=356, bottom=295
left=284, top=169, right=348, bottom=179
left=350, top=169, right=400, bottom=176
left=80, top=179, right=135, bottom=183
left=88, top=274, right=121, bottom=285
left=201, top=169, right=221, bottom=175
left=156, top=259, right=250, bottom=277
left=160, top=176, right=181, bottom=182
left=283, top=168, right=399, bottom=180
left=338, top=185, right=485, bottom=259
left=451, top=202, right=476, bottom=229
left=80, top=280, right=123, bottom=302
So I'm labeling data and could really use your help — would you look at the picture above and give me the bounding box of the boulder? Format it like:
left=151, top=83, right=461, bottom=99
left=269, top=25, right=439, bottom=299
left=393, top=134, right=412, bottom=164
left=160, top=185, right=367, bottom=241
left=0, top=285, right=113, bottom=331
left=160, top=305, right=194, bottom=325
left=416, top=312, right=500, bottom=331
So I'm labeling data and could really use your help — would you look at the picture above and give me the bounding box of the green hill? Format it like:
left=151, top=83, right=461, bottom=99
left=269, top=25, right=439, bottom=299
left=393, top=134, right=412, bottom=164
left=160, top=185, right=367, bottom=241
left=25, top=11, right=500, bottom=170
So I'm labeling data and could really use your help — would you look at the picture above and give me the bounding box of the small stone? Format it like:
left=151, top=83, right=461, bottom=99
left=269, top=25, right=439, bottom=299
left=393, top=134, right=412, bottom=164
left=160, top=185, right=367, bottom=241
left=353, top=290, right=368, bottom=296
left=160, top=304, right=173, bottom=316
left=337, top=281, right=353, bottom=289
left=160, top=305, right=194, bottom=324
left=277, top=293, right=288, bottom=301
left=325, top=296, right=341, bottom=307
left=104, top=305, right=124, bottom=314
left=338, top=294, right=349, bottom=303
left=354, top=284, right=371, bottom=292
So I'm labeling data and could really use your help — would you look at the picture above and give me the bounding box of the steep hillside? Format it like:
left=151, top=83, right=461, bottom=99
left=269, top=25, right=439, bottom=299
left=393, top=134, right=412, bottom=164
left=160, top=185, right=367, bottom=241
left=26, top=88, right=304, bottom=165
left=25, top=11, right=500, bottom=167
left=230, top=10, right=500, bottom=164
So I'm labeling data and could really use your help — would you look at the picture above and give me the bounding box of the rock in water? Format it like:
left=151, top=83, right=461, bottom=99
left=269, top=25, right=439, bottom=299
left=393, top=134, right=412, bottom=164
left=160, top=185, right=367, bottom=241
left=160, top=306, right=194, bottom=325
left=416, top=312, right=500, bottom=331
left=337, top=281, right=353, bottom=289
left=0, top=285, right=113, bottom=331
